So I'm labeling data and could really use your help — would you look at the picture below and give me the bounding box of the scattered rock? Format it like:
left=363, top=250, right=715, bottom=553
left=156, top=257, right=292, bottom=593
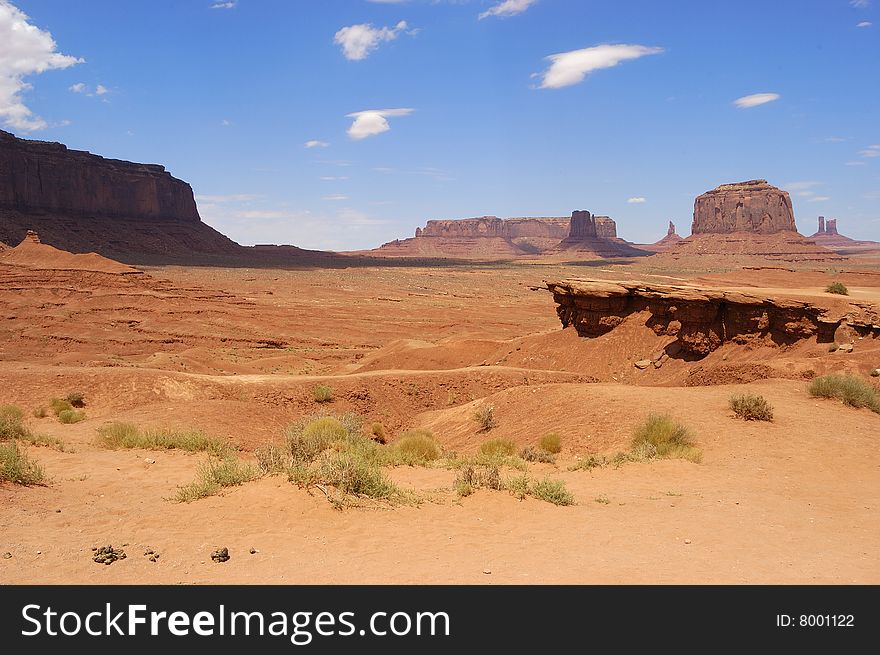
left=211, top=547, right=230, bottom=563
left=837, top=343, right=854, bottom=353
left=249, top=547, right=257, bottom=555
left=2, top=552, right=11, bottom=559
left=93, top=545, right=126, bottom=565
left=145, top=458, right=156, bottom=465
left=144, top=549, right=160, bottom=563
left=634, top=359, right=652, bottom=369
left=653, top=359, right=664, bottom=369
left=871, top=369, right=880, bottom=377
left=483, top=569, right=491, bottom=575
left=684, top=539, right=692, bottom=545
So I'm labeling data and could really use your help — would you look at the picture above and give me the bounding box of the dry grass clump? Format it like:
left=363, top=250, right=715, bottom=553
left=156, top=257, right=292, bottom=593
left=1, top=405, right=64, bottom=450
left=390, top=429, right=442, bottom=465
left=631, top=414, right=702, bottom=463
left=57, top=409, right=86, bottom=424
left=370, top=422, right=387, bottom=443
left=174, top=457, right=259, bottom=502
left=729, top=393, right=774, bottom=421
left=809, top=374, right=880, bottom=413
left=65, top=391, right=86, bottom=408
left=539, top=432, right=562, bottom=454
left=520, top=446, right=554, bottom=464
left=479, top=438, right=516, bottom=458
left=0, top=441, right=45, bottom=486
left=454, top=463, right=502, bottom=497
left=825, top=282, right=848, bottom=295
left=313, top=385, right=333, bottom=403
left=473, top=405, right=497, bottom=432
left=32, top=407, right=48, bottom=419
left=530, top=478, right=575, bottom=506
left=97, top=422, right=231, bottom=456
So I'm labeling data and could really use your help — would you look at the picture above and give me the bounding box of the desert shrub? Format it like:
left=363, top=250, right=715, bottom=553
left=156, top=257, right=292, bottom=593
left=729, top=393, right=774, bottom=421
left=454, top=464, right=502, bottom=497
left=97, top=423, right=230, bottom=455
left=0, top=405, right=28, bottom=440
left=539, top=432, right=562, bottom=454
left=631, top=414, right=702, bottom=463
left=287, top=416, right=347, bottom=463
left=568, top=454, right=608, bottom=471
left=505, top=473, right=531, bottom=500
left=479, top=438, right=516, bottom=458
left=174, top=457, right=259, bottom=502
left=255, top=443, right=288, bottom=474
left=391, top=429, right=442, bottom=464
left=50, top=398, right=73, bottom=416
left=473, top=405, right=497, bottom=432
left=531, top=478, right=575, bottom=506
left=595, top=495, right=610, bottom=505
left=369, top=422, right=387, bottom=443
left=0, top=441, right=44, bottom=485
left=313, top=385, right=333, bottom=403
left=65, top=391, right=86, bottom=408
left=315, top=451, right=398, bottom=500
left=825, top=282, right=848, bottom=296
left=520, top=446, right=555, bottom=464
left=32, top=407, right=47, bottom=419
left=57, top=409, right=86, bottom=424
left=809, top=374, right=880, bottom=413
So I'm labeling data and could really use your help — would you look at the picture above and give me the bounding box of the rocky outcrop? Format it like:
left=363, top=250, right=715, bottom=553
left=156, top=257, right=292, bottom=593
left=808, top=216, right=880, bottom=254
left=692, top=180, right=796, bottom=235
left=546, top=278, right=880, bottom=358
left=595, top=216, right=617, bottom=239
left=649, top=220, right=684, bottom=251
left=0, top=129, right=242, bottom=262
left=554, top=211, right=650, bottom=258
left=417, top=216, right=570, bottom=240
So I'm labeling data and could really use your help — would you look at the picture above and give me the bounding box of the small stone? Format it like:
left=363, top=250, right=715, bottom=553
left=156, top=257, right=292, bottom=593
left=684, top=539, right=692, bottom=545
left=145, top=458, right=156, bottom=465
left=249, top=547, right=257, bottom=555
left=211, top=547, right=230, bottom=563
left=36, top=550, right=42, bottom=555
left=634, top=359, right=652, bottom=370
left=838, top=343, right=854, bottom=353
left=56, top=509, right=61, bottom=513
left=870, top=369, right=880, bottom=377
left=2, top=552, right=12, bottom=559
left=483, top=569, right=491, bottom=575
left=653, top=359, right=664, bottom=369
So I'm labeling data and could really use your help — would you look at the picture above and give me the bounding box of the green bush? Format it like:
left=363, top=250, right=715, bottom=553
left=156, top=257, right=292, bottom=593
left=809, top=374, right=880, bottom=413
left=174, top=457, right=259, bottom=502
left=57, top=409, right=86, bottom=424
left=505, top=473, right=531, bottom=500
left=370, top=422, right=387, bottom=443
left=631, top=414, right=702, bottom=463
left=531, top=478, right=575, bottom=506
left=391, top=429, right=442, bottom=464
left=520, top=446, right=554, bottom=463
left=50, top=398, right=73, bottom=416
left=287, top=416, right=348, bottom=463
left=32, top=407, right=48, bottom=419
left=473, top=405, right=497, bottom=432
left=479, top=438, right=516, bottom=458
left=729, top=393, right=774, bottom=421
left=1, top=405, right=28, bottom=440
left=0, top=441, right=44, bottom=485
left=313, top=385, right=333, bottom=403
left=316, top=451, right=399, bottom=500
left=97, top=422, right=230, bottom=455
left=454, top=464, right=502, bottom=497
left=539, top=432, right=562, bottom=454
left=825, top=282, right=848, bottom=296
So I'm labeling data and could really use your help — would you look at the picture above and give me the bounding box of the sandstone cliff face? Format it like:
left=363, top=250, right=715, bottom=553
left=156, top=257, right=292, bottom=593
left=692, top=180, right=796, bottom=235
left=0, top=130, right=199, bottom=221
left=0, top=129, right=244, bottom=262
left=417, top=216, right=570, bottom=240
left=546, top=279, right=879, bottom=358
left=554, top=211, right=648, bottom=258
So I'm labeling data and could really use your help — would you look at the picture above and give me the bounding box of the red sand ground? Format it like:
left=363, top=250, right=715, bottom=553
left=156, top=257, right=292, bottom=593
left=1, top=239, right=878, bottom=584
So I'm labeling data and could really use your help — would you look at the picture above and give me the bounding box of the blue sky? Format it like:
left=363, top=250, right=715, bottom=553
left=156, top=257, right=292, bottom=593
left=1, top=0, right=878, bottom=248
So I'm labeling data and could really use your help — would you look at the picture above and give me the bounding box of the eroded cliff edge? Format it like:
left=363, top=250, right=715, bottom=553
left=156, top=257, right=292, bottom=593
left=546, top=278, right=880, bottom=358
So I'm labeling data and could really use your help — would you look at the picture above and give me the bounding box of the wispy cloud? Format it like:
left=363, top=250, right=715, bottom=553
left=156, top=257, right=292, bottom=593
left=535, top=44, right=663, bottom=89
left=734, top=92, right=780, bottom=108
left=304, top=139, right=329, bottom=148
left=322, top=194, right=349, bottom=201
left=195, top=193, right=261, bottom=203
left=785, top=181, right=822, bottom=192
left=69, top=82, right=109, bottom=97
left=95, top=84, right=108, bottom=96
left=627, top=196, right=647, bottom=204
left=857, top=21, right=872, bottom=27
left=334, top=21, right=413, bottom=61
left=69, top=82, right=86, bottom=93
left=0, top=1, right=83, bottom=131
left=850, top=0, right=870, bottom=8
left=210, top=1, right=237, bottom=9
left=808, top=196, right=831, bottom=202
left=479, top=0, right=537, bottom=20
left=320, top=176, right=348, bottom=181
left=372, top=165, right=453, bottom=182
left=346, top=108, right=414, bottom=139
left=845, top=161, right=867, bottom=166
left=860, top=144, right=880, bottom=158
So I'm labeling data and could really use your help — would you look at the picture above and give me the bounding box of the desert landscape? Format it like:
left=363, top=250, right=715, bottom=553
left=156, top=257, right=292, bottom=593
left=2, top=124, right=879, bottom=585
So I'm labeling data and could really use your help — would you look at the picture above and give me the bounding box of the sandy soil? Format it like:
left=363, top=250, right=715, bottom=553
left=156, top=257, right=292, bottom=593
left=1, top=247, right=879, bottom=584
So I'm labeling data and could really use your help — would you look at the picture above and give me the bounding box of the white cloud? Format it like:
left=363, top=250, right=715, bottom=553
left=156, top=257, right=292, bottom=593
left=322, top=194, right=349, bottom=201
left=821, top=136, right=847, bottom=143
left=0, top=1, right=83, bottom=131
left=850, top=0, right=870, bottom=8
left=785, top=181, right=822, bottom=191
left=95, top=84, right=108, bottom=95
left=860, top=144, right=880, bottom=158
left=320, top=176, right=348, bottom=181
left=221, top=118, right=232, bottom=126
left=304, top=139, right=329, bottom=148
left=536, top=44, right=664, bottom=89
left=627, top=196, right=647, bottom=204
left=346, top=108, right=414, bottom=139
left=808, top=196, right=831, bottom=202
left=69, top=82, right=86, bottom=93
left=857, top=21, right=872, bottom=27
left=479, top=0, right=537, bottom=20
left=210, top=1, right=237, bottom=9
left=334, top=21, right=411, bottom=61
left=733, top=92, right=780, bottom=108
